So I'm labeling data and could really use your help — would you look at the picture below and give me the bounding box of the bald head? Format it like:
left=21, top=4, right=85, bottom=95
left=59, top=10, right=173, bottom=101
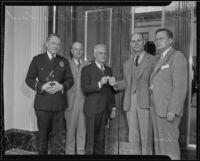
left=71, top=41, right=83, bottom=59
left=131, top=33, right=144, bottom=40
left=130, top=33, right=145, bottom=54
left=72, top=42, right=82, bottom=49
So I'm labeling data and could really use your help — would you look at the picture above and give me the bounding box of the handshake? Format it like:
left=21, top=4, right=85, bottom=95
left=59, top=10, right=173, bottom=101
left=99, top=76, right=117, bottom=86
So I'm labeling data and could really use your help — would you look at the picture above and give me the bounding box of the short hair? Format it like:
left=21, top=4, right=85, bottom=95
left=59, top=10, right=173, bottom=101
left=155, top=28, right=173, bottom=39
left=46, top=33, right=61, bottom=42
left=94, top=44, right=106, bottom=53
left=131, top=32, right=144, bottom=40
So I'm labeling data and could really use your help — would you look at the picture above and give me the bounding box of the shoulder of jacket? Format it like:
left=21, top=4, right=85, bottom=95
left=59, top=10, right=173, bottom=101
left=82, top=62, right=93, bottom=70
left=173, top=50, right=186, bottom=62
left=33, top=53, right=45, bottom=60
left=56, top=54, right=65, bottom=59
left=124, top=59, right=131, bottom=66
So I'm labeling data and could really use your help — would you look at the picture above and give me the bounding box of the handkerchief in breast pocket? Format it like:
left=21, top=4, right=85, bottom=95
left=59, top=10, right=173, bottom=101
left=161, top=64, right=169, bottom=70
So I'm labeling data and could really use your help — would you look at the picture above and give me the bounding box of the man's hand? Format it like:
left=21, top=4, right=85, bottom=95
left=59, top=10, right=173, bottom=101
left=167, top=112, right=175, bottom=121
left=110, top=107, right=117, bottom=119
left=41, top=82, right=53, bottom=93
left=44, top=81, right=63, bottom=94
left=99, top=76, right=109, bottom=86
left=108, top=77, right=117, bottom=86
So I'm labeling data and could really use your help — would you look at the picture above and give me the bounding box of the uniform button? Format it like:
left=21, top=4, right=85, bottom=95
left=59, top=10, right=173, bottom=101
left=52, top=75, right=54, bottom=78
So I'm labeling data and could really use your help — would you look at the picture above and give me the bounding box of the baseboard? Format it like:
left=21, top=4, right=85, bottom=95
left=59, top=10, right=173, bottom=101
left=4, top=129, right=38, bottom=152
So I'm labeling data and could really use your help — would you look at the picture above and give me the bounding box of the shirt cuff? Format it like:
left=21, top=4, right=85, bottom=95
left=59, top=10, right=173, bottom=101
left=34, top=81, right=39, bottom=91
left=98, top=81, right=102, bottom=88
left=61, top=85, right=64, bottom=94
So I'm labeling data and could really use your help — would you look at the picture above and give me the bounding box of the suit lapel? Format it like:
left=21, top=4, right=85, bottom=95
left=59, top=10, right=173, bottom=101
left=150, top=48, right=175, bottom=82
left=126, top=58, right=134, bottom=87
left=137, top=52, right=149, bottom=80
left=93, top=62, right=104, bottom=76
left=69, top=59, right=77, bottom=78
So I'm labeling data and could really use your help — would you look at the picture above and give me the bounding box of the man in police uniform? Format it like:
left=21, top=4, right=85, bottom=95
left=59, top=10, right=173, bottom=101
left=25, top=33, right=74, bottom=154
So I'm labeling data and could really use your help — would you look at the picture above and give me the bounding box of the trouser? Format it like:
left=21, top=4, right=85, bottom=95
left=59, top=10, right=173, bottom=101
left=35, top=110, right=64, bottom=155
left=65, top=100, right=86, bottom=154
left=127, top=94, right=153, bottom=155
left=84, top=111, right=109, bottom=154
left=150, top=95, right=181, bottom=160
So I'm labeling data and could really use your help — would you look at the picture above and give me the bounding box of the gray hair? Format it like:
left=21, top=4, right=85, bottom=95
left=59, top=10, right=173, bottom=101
left=94, top=44, right=106, bottom=53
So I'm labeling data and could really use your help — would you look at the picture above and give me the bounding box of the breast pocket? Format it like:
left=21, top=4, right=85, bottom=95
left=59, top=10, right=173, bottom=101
left=38, top=67, right=50, bottom=80
left=161, top=68, right=171, bottom=82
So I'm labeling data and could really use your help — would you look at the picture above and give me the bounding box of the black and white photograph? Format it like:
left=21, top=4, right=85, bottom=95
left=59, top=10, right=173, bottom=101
left=1, top=1, right=199, bottom=160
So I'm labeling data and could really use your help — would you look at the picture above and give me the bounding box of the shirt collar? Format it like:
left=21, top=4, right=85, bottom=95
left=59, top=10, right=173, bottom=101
left=161, top=47, right=172, bottom=59
left=73, top=58, right=82, bottom=65
left=95, top=61, right=104, bottom=70
left=47, top=51, right=56, bottom=59
left=134, top=51, right=145, bottom=61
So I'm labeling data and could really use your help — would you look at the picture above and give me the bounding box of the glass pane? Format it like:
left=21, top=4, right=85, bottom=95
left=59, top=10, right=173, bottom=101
left=84, top=8, right=112, bottom=66
left=134, top=6, right=162, bottom=43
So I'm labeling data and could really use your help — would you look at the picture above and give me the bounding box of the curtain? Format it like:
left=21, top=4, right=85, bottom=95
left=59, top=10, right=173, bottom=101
left=164, top=1, right=196, bottom=148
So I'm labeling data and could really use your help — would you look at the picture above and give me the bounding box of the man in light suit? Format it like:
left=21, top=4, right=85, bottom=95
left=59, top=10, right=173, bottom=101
left=65, top=42, right=90, bottom=155
left=81, top=44, right=116, bottom=154
left=150, top=28, right=188, bottom=160
left=110, top=33, right=157, bottom=154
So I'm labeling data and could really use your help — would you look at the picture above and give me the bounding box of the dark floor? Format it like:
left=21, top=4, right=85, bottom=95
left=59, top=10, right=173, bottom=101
left=5, top=148, right=196, bottom=160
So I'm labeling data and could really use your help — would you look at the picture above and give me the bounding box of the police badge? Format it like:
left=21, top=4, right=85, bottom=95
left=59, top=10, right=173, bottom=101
left=59, top=61, right=64, bottom=68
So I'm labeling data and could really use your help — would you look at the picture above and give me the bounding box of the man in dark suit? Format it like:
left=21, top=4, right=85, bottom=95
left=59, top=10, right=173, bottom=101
left=81, top=44, right=116, bottom=154
left=25, top=33, right=74, bottom=155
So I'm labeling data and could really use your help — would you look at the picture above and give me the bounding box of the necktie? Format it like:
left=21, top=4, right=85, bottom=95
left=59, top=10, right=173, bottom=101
left=51, top=54, right=55, bottom=62
left=77, top=60, right=81, bottom=70
left=135, top=55, right=140, bottom=66
left=100, top=64, right=104, bottom=73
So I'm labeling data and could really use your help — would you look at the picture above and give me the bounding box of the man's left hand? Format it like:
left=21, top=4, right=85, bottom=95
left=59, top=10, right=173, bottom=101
left=45, top=81, right=63, bottom=94
left=167, top=112, right=175, bottom=121
left=110, top=108, right=117, bottom=119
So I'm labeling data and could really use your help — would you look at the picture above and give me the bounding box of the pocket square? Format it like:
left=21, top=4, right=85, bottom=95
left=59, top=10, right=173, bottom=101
left=161, top=64, right=169, bottom=70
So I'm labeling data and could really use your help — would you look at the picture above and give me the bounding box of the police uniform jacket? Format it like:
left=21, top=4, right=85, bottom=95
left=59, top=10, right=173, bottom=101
left=25, top=52, right=74, bottom=111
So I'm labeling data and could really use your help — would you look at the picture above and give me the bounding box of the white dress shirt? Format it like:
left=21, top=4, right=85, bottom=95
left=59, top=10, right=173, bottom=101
left=47, top=51, right=56, bottom=60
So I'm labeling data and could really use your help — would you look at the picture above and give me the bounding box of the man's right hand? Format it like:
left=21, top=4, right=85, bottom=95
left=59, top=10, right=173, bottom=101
left=99, top=76, right=109, bottom=86
left=108, top=76, right=116, bottom=86
left=41, top=82, right=53, bottom=93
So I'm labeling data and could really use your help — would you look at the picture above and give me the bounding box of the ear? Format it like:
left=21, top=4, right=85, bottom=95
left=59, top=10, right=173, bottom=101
left=71, top=48, right=73, bottom=54
left=169, top=38, right=173, bottom=46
